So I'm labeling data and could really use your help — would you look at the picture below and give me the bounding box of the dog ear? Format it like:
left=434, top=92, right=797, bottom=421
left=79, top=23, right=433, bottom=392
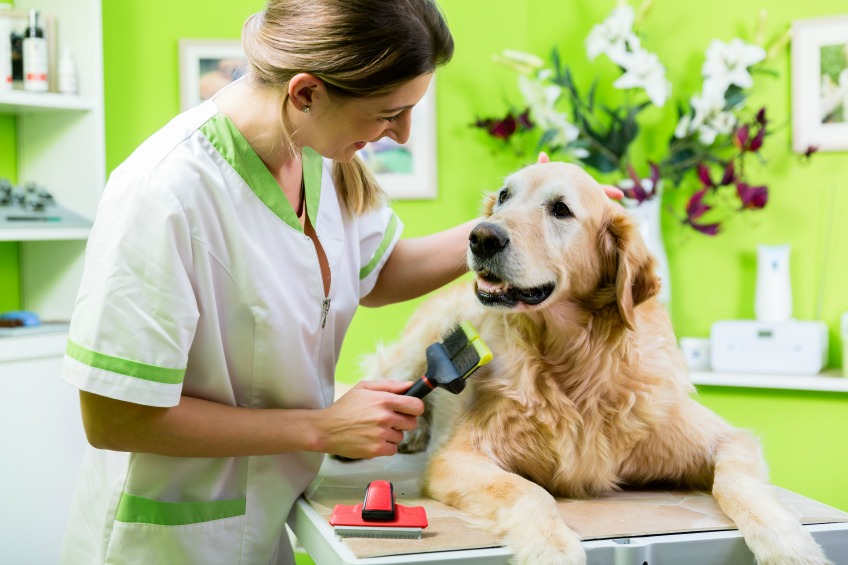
left=600, top=210, right=661, bottom=330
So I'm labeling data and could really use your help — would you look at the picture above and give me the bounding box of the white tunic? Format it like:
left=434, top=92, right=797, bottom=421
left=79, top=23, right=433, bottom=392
left=59, top=100, right=402, bottom=564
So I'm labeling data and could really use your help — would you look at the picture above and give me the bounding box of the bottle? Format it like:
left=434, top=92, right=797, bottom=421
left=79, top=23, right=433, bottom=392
left=23, top=9, right=48, bottom=92
left=754, top=244, right=792, bottom=323
left=57, top=46, right=77, bottom=95
left=0, top=3, right=12, bottom=91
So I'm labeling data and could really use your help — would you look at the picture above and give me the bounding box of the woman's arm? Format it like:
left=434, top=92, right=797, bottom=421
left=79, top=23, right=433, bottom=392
left=360, top=218, right=477, bottom=307
left=80, top=380, right=423, bottom=459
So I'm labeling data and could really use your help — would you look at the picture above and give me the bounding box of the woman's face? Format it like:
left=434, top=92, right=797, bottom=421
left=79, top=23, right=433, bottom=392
left=308, top=73, right=433, bottom=162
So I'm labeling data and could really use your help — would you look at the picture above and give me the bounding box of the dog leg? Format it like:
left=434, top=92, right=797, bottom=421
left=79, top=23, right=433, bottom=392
left=427, top=433, right=585, bottom=565
left=712, top=430, right=832, bottom=565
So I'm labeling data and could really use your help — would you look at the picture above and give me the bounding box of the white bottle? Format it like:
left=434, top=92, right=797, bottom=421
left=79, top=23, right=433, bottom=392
left=58, top=46, right=77, bottom=95
left=23, top=8, right=48, bottom=93
left=0, top=3, right=12, bottom=91
left=754, top=244, right=792, bottom=323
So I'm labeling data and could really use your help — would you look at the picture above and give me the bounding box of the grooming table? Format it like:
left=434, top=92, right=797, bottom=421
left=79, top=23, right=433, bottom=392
left=288, top=452, right=848, bottom=565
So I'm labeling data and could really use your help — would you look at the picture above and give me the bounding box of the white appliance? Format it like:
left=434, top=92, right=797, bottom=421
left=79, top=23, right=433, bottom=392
left=754, top=244, right=792, bottom=323
left=710, top=320, right=828, bottom=375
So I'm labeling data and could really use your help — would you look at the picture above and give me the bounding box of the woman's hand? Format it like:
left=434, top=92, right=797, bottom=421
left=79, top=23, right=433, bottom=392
left=316, top=380, right=424, bottom=459
left=537, top=152, right=624, bottom=200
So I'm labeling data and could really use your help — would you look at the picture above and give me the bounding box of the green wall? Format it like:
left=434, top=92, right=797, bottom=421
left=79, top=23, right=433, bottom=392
left=0, top=114, right=19, bottom=310
left=6, top=0, right=841, bottom=515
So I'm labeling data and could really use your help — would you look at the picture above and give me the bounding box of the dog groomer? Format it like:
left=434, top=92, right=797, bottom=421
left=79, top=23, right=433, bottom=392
left=58, top=2, right=471, bottom=563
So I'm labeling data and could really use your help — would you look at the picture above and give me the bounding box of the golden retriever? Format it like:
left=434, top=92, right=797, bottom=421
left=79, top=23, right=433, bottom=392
left=365, top=162, right=831, bottom=564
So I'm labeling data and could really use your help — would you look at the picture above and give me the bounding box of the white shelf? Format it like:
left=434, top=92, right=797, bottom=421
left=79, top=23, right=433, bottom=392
left=690, top=370, right=848, bottom=393
left=0, top=90, right=95, bottom=113
left=0, top=227, right=90, bottom=241
left=0, top=328, right=68, bottom=363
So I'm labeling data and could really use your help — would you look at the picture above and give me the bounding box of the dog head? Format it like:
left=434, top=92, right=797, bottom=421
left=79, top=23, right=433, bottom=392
left=468, top=162, right=660, bottom=329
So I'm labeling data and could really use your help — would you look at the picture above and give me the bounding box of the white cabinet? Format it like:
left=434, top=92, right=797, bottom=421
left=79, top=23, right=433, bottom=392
left=0, top=1, right=103, bottom=562
left=0, top=334, right=86, bottom=565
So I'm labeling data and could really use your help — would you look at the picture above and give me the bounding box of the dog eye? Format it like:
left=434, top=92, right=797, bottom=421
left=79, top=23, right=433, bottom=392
left=497, top=188, right=509, bottom=205
left=551, top=201, right=573, bottom=218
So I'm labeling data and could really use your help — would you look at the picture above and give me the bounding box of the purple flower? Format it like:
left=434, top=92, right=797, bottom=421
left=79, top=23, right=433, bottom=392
left=733, top=123, right=765, bottom=153
left=683, top=188, right=721, bottom=235
left=622, top=162, right=661, bottom=203
left=736, top=182, right=768, bottom=210
left=686, top=188, right=712, bottom=220
left=697, top=161, right=736, bottom=189
left=733, top=124, right=749, bottom=150
left=720, top=161, right=736, bottom=185
left=473, top=108, right=534, bottom=142
left=489, top=115, right=517, bottom=140
left=517, top=109, right=533, bottom=130
left=748, top=127, right=765, bottom=151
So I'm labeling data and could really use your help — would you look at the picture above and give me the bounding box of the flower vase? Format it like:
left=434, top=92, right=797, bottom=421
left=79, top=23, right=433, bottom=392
left=623, top=194, right=671, bottom=306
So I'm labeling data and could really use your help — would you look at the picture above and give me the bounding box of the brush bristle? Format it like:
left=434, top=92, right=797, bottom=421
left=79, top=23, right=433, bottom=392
left=333, top=526, right=423, bottom=539
left=441, top=324, right=470, bottom=357
left=452, top=344, right=482, bottom=378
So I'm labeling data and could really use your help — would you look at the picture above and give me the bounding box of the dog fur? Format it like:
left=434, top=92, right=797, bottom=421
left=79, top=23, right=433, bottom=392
left=364, top=162, right=831, bottom=564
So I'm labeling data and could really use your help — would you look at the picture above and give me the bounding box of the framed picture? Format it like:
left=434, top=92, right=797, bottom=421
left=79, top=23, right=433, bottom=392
left=359, top=79, right=438, bottom=199
left=791, top=15, right=848, bottom=153
left=179, top=39, right=248, bottom=111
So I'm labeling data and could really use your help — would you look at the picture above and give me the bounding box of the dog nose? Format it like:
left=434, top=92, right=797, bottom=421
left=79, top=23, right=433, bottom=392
left=469, top=222, right=510, bottom=258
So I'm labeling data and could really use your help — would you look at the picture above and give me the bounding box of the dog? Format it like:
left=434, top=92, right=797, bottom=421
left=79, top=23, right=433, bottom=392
left=364, top=162, right=831, bottom=564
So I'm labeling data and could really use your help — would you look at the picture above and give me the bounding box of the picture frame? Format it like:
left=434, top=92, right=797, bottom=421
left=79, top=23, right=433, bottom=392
left=791, top=15, right=848, bottom=153
left=359, top=79, right=438, bottom=200
left=178, top=39, right=248, bottom=112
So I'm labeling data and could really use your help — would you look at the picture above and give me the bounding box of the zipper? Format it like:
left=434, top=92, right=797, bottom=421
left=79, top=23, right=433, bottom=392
left=320, top=297, right=331, bottom=329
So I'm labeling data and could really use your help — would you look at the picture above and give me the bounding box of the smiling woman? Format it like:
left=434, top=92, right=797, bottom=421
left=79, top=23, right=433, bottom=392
left=359, top=78, right=439, bottom=199
left=57, top=1, right=472, bottom=564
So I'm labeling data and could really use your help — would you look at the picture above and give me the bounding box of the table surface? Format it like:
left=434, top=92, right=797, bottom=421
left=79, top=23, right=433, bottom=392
left=287, top=453, right=848, bottom=565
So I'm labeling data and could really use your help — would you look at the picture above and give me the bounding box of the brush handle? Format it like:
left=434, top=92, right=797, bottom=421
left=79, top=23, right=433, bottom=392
left=404, top=377, right=434, bottom=398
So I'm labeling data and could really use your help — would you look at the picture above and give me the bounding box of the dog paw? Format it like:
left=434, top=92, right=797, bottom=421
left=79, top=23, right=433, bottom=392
left=398, top=425, right=430, bottom=453
left=747, top=521, right=832, bottom=565
left=510, top=543, right=586, bottom=565
left=507, top=523, right=585, bottom=565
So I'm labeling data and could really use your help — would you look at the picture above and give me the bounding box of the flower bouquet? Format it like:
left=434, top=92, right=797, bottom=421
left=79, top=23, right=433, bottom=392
left=473, top=1, right=810, bottom=236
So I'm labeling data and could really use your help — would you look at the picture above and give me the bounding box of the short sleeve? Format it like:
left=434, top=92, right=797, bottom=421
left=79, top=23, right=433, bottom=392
left=61, top=171, right=199, bottom=407
left=357, top=206, right=403, bottom=300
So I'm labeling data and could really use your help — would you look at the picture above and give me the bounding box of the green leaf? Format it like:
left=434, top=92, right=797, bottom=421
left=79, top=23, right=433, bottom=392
left=538, top=129, right=560, bottom=150
left=581, top=151, right=618, bottom=173
left=587, top=78, right=598, bottom=113
left=724, top=85, right=746, bottom=110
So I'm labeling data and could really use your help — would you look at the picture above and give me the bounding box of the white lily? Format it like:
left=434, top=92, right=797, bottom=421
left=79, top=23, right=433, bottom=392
left=613, top=48, right=671, bottom=107
left=676, top=81, right=736, bottom=144
left=493, top=49, right=546, bottom=76
left=541, top=110, right=582, bottom=149
left=518, top=75, right=561, bottom=116
left=586, top=4, right=640, bottom=66
left=702, top=38, right=766, bottom=91
left=517, top=75, right=581, bottom=150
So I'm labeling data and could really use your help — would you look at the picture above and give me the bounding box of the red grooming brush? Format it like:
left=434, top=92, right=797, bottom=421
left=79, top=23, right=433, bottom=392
left=329, top=480, right=428, bottom=539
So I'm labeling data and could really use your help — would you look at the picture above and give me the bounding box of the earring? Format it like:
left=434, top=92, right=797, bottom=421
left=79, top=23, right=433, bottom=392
left=302, top=106, right=310, bottom=114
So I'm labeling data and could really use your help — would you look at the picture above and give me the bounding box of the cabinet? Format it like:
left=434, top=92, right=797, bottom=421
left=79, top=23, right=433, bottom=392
left=0, top=1, right=103, bottom=562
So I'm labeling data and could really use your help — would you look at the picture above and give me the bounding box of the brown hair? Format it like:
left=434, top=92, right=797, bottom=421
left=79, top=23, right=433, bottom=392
left=242, top=0, right=454, bottom=215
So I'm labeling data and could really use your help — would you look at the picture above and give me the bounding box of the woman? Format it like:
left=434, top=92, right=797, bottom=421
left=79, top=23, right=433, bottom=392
left=60, top=1, right=465, bottom=563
